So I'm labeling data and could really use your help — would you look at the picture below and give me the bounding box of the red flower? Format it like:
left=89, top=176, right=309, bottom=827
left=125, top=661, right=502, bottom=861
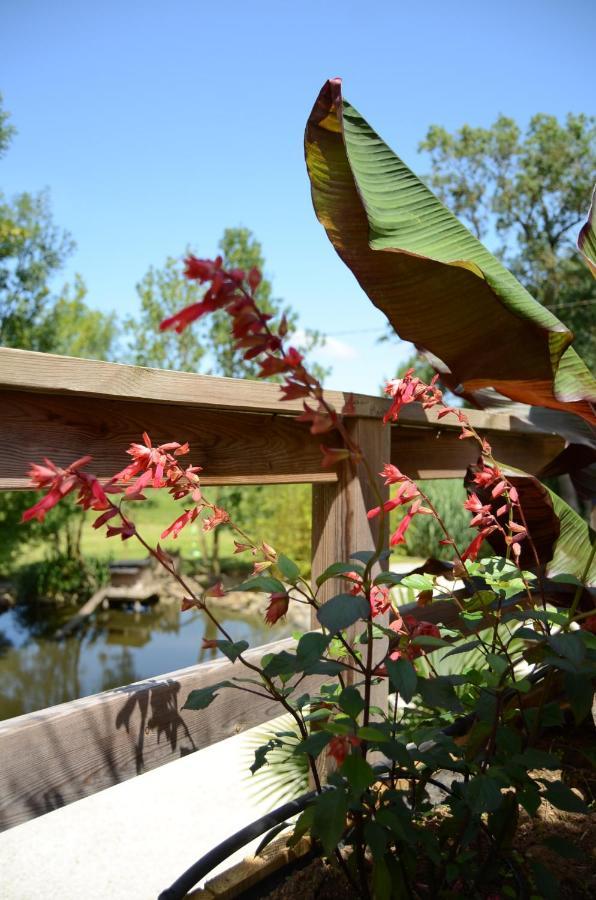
left=320, top=446, right=351, bottom=468
left=327, top=735, right=361, bottom=766
left=462, top=531, right=488, bottom=563
left=581, top=616, right=596, bottom=634
left=202, top=506, right=230, bottom=532
left=379, top=464, right=406, bottom=485
left=183, top=255, right=222, bottom=283
left=389, top=500, right=421, bottom=547
left=161, top=507, right=199, bottom=540
left=201, top=637, right=219, bottom=648
left=370, top=584, right=391, bottom=617
left=265, top=592, right=289, bottom=625
left=343, top=571, right=364, bottom=595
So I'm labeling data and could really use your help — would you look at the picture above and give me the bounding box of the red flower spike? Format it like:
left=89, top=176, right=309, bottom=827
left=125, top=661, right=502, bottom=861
left=201, top=637, right=218, bottom=648
left=320, top=446, right=351, bottom=468
left=327, top=735, right=361, bottom=766
left=248, top=267, right=261, bottom=292
left=265, top=592, right=289, bottom=625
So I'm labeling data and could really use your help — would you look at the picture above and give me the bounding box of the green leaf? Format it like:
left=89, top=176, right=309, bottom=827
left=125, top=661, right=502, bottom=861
left=305, top=80, right=596, bottom=423
left=400, top=574, right=434, bottom=591
left=373, top=571, right=405, bottom=586
left=250, top=739, right=282, bottom=774
left=236, top=575, right=286, bottom=593
left=417, top=676, right=463, bottom=713
left=547, top=631, right=586, bottom=667
left=263, top=651, right=299, bottom=677
left=578, top=184, right=596, bottom=277
left=340, top=753, right=375, bottom=794
left=564, top=672, right=594, bottom=723
left=442, top=639, right=483, bottom=659
left=214, top=639, right=248, bottom=663
left=338, top=686, right=365, bottom=719
left=541, top=836, right=584, bottom=860
left=316, top=561, right=362, bottom=587
left=277, top=554, right=300, bottom=582
left=464, top=775, right=503, bottom=815
left=357, top=725, right=389, bottom=742
left=531, top=861, right=560, bottom=900
left=542, top=779, right=588, bottom=813
left=411, top=635, right=450, bottom=648
left=183, top=681, right=231, bottom=710
left=385, top=657, right=417, bottom=703
left=296, top=631, right=332, bottom=665
left=312, top=788, right=348, bottom=855
left=364, top=822, right=389, bottom=861
left=316, top=593, right=370, bottom=633
left=294, top=731, right=332, bottom=758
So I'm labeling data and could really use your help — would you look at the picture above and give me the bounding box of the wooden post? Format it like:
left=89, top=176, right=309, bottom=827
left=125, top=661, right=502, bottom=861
left=311, top=416, right=391, bottom=720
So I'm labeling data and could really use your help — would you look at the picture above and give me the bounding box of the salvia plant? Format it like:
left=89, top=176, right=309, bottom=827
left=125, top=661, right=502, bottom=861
left=22, top=80, right=595, bottom=899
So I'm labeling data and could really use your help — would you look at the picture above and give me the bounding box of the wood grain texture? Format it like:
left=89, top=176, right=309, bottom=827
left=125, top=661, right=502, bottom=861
left=0, top=637, right=322, bottom=833
left=311, top=418, right=392, bottom=746
left=0, top=347, right=566, bottom=435
left=0, top=391, right=338, bottom=488
left=391, top=424, right=564, bottom=479
left=0, top=347, right=387, bottom=419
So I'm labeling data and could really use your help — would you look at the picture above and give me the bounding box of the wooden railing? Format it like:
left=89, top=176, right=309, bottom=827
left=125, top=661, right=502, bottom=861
left=0, top=348, right=565, bottom=831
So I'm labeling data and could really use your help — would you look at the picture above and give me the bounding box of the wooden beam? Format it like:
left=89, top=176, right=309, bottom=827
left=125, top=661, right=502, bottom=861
left=391, top=424, right=564, bottom=480
left=0, top=391, right=338, bottom=488
left=0, top=347, right=387, bottom=420
left=0, top=637, right=321, bottom=833
left=311, top=418, right=392, bottom=728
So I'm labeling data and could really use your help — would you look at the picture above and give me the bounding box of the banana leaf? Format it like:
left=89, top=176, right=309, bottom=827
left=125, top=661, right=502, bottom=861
left=578, top=185, right=596, bottom=277
left=464, top=465, right=596, bottom=586
left=305, top=79, right=596, bottom=424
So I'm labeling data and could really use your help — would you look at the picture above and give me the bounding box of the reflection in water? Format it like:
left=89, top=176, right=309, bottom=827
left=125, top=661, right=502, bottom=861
left=0, top=599, right=291, bottom=721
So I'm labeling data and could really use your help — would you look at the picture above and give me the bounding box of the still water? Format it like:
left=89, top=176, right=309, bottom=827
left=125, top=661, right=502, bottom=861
left=0, top=600, right=291, bottom=721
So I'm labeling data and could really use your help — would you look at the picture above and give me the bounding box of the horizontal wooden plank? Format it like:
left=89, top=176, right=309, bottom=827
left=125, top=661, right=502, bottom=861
left=0, top=636, right=321, bottom=833
left=0, top=391, right=338, bottom=488
left=392, top=422, right=564, bottom=479
left=0, top=347, right=387, bottom=420
left=0, top=347, right=567, bottom=437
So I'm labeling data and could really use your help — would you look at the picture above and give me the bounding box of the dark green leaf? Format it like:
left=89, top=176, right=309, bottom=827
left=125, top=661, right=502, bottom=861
left=296, top=632, right=331, bottom=665
left=464, top=775, right=503, bottom=815
left=364, top=822, right=389, bottom=861
left=541, top=836, right=583, bottom=860
left=442, top=639, right=483, bottom=659
left=341, top=753, right=375, bottom=794
left=312, top=788, right=348, bottom=855
left=236, top=575, right=286, bottom=593
left=338, top=686, right=365, bottom=719
left=215, top=639, right=248, bottom=662
left=531, top=860, right=560, bottom=900
left=357, top=726, right=389, bottom=742
left=250, top=739, right=282, bottom=774
left=418, top=676, right=463, bottom=713
left=385, top=657, right=417, bottom=703
left=263, top=651, right=299, bottom=677
left=316, top=593, right=370, bottom=633
left=411, top=635, right=450, bottom=648
left=277, top=554, right=300, bottom=582
left=183, top=681, right=231, bottom=710
left=547, top=631, right=586, bottom=666
left=316, top=562, right=363, bottom=587
left=564, top=672, right=594, bottom=723
left=542, top=779, right=588, bottom=813
left=294, top=731, right=333, bottom=758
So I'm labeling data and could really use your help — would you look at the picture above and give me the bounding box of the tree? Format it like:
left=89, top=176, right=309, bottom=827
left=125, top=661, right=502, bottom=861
left=46, top=275, right=117, bottom=361
left=124, top=227, right=327, bottom=574
left=419, top=113, right=596, bottom=369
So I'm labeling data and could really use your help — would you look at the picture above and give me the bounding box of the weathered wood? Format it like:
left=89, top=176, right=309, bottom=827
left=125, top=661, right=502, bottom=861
left=0, top=391, right=338, bottom=488
left=0, top=637, right=321, bottom=833
left=392, top=423, right=564, bottom=479
left=0, top=347, right=387, bottom=420
left=311, top=418, right=392, bottom=737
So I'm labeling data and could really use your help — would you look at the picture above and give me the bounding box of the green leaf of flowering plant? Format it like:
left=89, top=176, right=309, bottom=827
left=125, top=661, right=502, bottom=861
left=385, top=657, right=418, bottom=703
left=338, top=686, right=365, bottom=719
left=293, top=730, right=333, bottom=758
left=340, top=753, right=375, bottom=795
left=316, top=561, right=363, bottom=587
left=305, top=79, right=596, bottom=422
left=316, top=593, right=370, bottom=633
left=400, top=574, right=434, bottom=591
left=277, top=554, right=301, bottom=583
left=236, top=575, right=286, bottom=593
left=312, top=787, right=348, bottom=855
left=250, top=738, right=283, bottom=774
left=183, top=681, right=233, bottom=710
left=214, top=639, right=249, bottom=662
left=541, top=779, right=588, bottom=814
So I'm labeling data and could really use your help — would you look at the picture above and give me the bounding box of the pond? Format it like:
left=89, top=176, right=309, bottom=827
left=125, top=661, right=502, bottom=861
left=0, top=599, right=292, bottom=721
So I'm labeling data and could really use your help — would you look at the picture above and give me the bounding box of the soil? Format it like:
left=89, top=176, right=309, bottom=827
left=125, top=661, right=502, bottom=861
left=256, top=855, right=354, bottom=900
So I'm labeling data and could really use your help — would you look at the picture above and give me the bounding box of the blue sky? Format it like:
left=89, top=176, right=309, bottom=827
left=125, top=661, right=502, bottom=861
left=1, top=0, right=594, bottom=393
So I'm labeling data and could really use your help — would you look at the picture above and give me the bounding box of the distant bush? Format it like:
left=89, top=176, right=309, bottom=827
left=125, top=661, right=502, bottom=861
left=15, top=554, right=109, bottom=606
left=391, top=479, right=473, bottom=560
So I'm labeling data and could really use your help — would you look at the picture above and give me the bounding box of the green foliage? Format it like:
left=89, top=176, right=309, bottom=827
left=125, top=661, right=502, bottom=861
left=391, top=479, right=473, bottom=560
left=420, top=112, right=596, bottom=368
left=15, top=553, right=108, bottom=605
